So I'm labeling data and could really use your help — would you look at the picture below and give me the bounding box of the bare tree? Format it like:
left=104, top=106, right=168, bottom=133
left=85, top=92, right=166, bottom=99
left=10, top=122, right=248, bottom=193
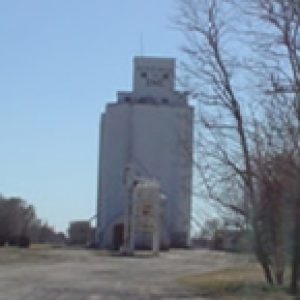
left=175, top=0, right=299, bottom=287
left=175, top=0, right=273, bottom=284
left=241, top=0, right=299, bottom=291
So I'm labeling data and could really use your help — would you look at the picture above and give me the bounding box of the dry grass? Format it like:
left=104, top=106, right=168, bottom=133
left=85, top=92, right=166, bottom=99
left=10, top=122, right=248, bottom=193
left=0, top=245, right=65, bottom=264
left=178, top=264, right=294, bottom=300
left=0, top=245, right=111, bottom=265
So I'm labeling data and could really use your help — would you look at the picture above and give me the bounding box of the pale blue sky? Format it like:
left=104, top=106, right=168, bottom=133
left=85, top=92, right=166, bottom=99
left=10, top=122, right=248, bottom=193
left=0, top=0, right=184, bottom=232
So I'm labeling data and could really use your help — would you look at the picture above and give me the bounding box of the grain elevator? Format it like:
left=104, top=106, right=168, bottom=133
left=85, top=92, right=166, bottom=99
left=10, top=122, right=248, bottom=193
left=96, top=57, right=193, bottom=250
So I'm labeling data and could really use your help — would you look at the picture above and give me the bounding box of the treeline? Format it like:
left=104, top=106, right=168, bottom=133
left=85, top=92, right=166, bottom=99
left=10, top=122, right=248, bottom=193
left=0, top=195, right=66, bottom=247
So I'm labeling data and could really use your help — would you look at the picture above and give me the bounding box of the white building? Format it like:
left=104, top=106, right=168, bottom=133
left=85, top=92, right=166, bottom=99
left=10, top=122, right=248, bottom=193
left=96, top=57, right=193, bottom=250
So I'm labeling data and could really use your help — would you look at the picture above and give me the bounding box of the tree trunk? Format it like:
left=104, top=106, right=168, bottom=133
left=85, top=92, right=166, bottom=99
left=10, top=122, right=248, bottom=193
left=274, top=241, right=284, bottom=285
left=253, top=224, right=274, bottom=285
left=290, top=199, right=300, bottom=294
left=275, top=270, right=284, bottom=286
left=260, top=259, right=274, bottom=285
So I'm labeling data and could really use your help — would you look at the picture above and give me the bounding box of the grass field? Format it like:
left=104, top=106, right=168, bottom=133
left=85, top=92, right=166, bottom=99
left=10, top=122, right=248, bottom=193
left=178, top=264, right=295, bottom=300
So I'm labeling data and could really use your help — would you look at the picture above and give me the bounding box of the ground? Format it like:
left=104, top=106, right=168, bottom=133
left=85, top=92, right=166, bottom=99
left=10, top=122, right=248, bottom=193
left=0, top=247, right=242, bottom=300
left=178, top=265, right=294, bottom=300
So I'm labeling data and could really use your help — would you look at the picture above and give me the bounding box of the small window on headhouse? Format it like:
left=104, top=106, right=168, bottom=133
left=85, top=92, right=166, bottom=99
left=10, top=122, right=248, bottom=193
left=162, top=98, right=169, bottom=104
left=141, top=72, right=147, bottom=78
left=163, top=73, right=169, bottom=79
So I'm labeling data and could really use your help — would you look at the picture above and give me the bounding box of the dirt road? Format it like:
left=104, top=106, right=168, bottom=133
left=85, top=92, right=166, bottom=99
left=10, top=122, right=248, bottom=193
left=0, top=248, right=242, bottom=300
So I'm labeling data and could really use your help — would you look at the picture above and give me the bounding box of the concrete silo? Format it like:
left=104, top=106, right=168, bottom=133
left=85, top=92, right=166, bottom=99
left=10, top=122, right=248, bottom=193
left=96, top=57, right=193, bottom=250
